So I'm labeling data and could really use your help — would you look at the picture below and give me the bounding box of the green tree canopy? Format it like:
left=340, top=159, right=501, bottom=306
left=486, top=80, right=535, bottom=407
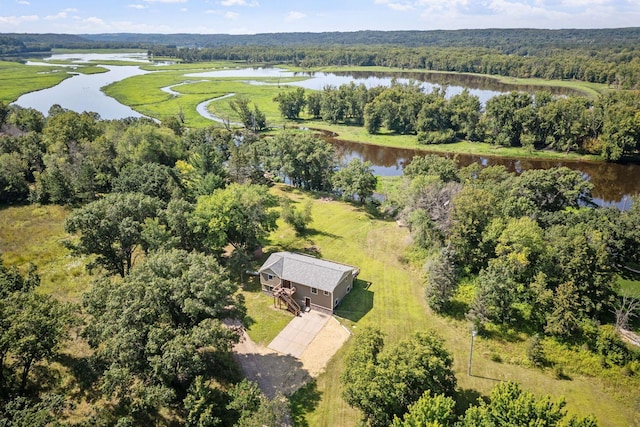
left=83, top=249, right=246, bottom=421
left=341, top=327, right=456, bottom=427
left=64, top=192, right=164, bottom=277
left=332, top=158, right=377, bottom=203
left=194, top=183, right=278, bottom=252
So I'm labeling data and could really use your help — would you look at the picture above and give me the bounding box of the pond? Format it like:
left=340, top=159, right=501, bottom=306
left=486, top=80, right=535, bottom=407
left=327, top=137, right=639, bottom=209
left=13, top=65, right=151, bottom=120
left=186, top=67, right=503, bottom=105
left=9, top=53, right=639, bottom=207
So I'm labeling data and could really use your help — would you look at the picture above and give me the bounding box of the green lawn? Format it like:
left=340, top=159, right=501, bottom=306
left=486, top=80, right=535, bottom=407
left=248, top=185, right=640, bottom=427
left=1, top=189, right=638, bottom=426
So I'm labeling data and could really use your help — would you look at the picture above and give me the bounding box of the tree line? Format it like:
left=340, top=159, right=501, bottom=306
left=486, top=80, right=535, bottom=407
left=152, top=43, right=640, bottom=89
left=384, top=153, right=639, bottom=367
left=272, top=82, right=640, bottom=160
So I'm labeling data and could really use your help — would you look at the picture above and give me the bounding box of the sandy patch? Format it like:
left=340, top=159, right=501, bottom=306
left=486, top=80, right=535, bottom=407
left=300, top=316, right=351, bottom=376
left=233, top=314, right=351, bottom=397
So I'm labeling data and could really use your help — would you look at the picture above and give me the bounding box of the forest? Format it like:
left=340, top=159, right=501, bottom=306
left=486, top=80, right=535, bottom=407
left=1, top=94, right=640, bottom=424
left=3, top=28, right=640, bottom=87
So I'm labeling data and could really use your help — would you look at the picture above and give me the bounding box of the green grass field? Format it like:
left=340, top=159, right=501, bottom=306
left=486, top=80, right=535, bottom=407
left=0, top=204, right=91, bottom=302
left=0, top=61, right=71, bottom=103
left=240, top=185, right=640, bottom=427
left=1, top=190, right=638, bottom=426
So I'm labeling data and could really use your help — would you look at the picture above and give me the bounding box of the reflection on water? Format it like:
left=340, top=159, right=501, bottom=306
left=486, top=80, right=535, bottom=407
left=327, top=137, right=640, bottom=209
left=13, top=65, right=150, bottom=120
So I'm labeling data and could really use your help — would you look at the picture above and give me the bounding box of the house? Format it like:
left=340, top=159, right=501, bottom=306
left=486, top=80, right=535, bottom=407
left=258, top=251, right=359, bottom=314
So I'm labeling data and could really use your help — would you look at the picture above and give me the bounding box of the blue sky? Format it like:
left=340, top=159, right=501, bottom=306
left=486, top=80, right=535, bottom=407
left=1, top=0, right=638, bottom=34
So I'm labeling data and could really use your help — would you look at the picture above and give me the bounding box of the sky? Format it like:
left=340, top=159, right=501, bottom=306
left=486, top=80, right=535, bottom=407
left=1, top=0, right=639, bottom=35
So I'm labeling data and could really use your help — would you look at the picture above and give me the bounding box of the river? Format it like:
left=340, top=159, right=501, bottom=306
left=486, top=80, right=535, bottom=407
left=10, top=52, right=639, bottom=207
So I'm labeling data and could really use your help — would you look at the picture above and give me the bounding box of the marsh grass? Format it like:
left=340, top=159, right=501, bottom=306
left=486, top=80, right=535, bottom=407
left=0, top=61, right=71, bottom=103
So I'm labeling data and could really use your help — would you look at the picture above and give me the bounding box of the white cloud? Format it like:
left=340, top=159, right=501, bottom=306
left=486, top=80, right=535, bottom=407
left=225, top=11, right=239, bottom=19
left=375, top=0, right=415, bottom=11
left=220, top=0, right=259, bottom=7
left=0, top=14, right=38, bottom=26
left=44, top=8, right=77, bottom=20
left=180, top=7, right=188, bottom=11
left=127, top=4, right=148, bottom=9
left=17, top=0, right=30, bottom=5
left=143, top=0, right=187, bottom=3
left=286, top=11, right=306, bottom=21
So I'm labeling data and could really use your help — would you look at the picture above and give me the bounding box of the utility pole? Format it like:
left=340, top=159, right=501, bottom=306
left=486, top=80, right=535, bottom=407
left=468, top=328, right=477, bottom=376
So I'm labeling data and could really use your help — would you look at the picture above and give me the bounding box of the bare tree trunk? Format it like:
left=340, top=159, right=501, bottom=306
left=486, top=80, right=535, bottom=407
left=614, top=296, right=640, bottom=331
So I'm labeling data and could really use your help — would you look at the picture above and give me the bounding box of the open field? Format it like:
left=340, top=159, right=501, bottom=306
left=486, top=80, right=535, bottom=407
left=0, top=189, right=639, bottom=425
left=0, top=204, right=91, bottom=302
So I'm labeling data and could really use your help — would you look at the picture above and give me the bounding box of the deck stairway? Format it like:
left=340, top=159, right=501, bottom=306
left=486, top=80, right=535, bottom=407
left=273, top=284, right=301, bottom=315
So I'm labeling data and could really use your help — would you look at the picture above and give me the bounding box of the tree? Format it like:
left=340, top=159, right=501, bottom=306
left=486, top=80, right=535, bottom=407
left=460, top=381, right=598, bottom=427
left=448, top=187, right=497, bottom=272
left=116, top=123, right=184, bottom=167
left=0, top=101, right=9, bottom=129
left=0, top=153, right=29, bottom=203
left=0, top=261, right=73, bottom=396
left=403, top=155, right=459, bottom=183
left=306, top=90, right=323, bottom=119
left=194, top=183, right=278, bottom=252
left=64, top=192, right=164, bottom=277
left=512, top=167, right=593, bottom=214
left=230, top=96, right=266, bottom=131
left=391, top=392, right=456, bottom=427
left=280, top=198, right=313, bottom=234
left=424, top=248, right=458, bottom=313
left=112, top=162, right=183, bottom=203
left=332, top=158, right=377, bottom=203
left=83, top=250, right=245, bottom=420
left=274, top=87, right=307, bottom=119
left=261, top=132, right=336, bottom=191
left=341, top=327, right=456, bottom=427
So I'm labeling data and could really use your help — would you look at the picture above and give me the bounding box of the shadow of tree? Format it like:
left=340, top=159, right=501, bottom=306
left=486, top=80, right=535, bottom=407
left=335, top=278, right=374, bottom=323
left=456, top=388, right=486, bottom=415
left=53, top=353, right=103, bottom=402
left=289, top=380, right=322, bottom=427
left=233, top=351, right=312, bottom=399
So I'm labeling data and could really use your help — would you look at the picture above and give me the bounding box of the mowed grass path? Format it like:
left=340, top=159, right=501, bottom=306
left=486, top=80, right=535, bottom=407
left=262, top=186, right=638, bottom=427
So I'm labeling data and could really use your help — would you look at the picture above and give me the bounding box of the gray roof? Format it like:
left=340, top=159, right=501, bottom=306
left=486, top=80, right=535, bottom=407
left=258, top=252, right=358, bottom=293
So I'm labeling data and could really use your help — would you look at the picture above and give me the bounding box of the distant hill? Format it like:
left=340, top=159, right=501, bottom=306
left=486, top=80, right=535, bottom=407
left=79, top=28, right=640, bottom=51
left=2, top=28, right=639, bottom=52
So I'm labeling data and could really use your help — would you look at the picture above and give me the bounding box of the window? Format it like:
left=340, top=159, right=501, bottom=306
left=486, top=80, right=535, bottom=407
left=334, top=299, right=339, bottom=307
left=347, top=285, right=352, bottom=293
left=266, top=274, right=273, bottom=280
left=311, top=287, right=318, bottom=294
left=323, top=290, right=329, bottom=296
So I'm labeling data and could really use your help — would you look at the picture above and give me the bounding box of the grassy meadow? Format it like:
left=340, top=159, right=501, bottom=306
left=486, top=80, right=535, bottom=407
left=1, top=187, right=639, bottom=426
left=0, top=61, right=71, bottom=103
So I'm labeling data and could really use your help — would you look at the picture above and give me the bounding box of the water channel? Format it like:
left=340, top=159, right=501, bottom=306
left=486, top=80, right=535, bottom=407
left=11, top=53, right=640, bottom=207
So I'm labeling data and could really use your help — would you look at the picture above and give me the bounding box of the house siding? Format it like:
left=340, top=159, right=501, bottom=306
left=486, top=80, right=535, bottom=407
left=260, top=270, right=281, bottom=291
left=258, top=252, right=358, bottom=313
